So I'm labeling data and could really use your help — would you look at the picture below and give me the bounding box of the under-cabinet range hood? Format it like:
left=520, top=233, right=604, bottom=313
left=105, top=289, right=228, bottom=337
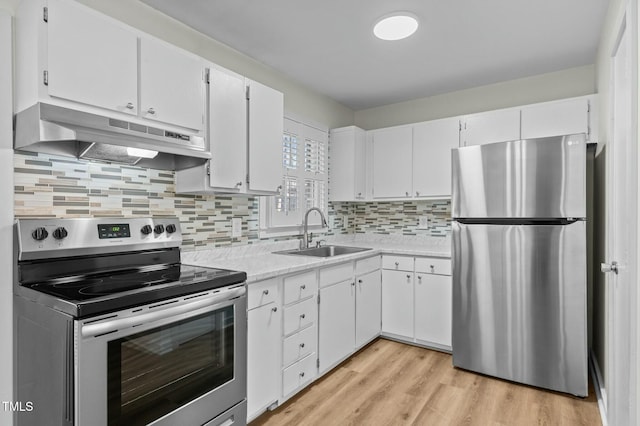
left=14, top=103, right=211, bottom=170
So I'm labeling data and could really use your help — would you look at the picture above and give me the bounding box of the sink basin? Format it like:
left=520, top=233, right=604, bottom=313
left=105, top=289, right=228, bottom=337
left=274, top=245, right=372, bottom=258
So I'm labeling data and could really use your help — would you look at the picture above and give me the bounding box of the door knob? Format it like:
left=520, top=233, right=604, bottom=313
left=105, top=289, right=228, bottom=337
left=601, top=261, right=619, bottom=274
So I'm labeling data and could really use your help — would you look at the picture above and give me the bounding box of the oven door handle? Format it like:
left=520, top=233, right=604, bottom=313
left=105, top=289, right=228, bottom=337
left=81, top=285, right=246, bottom=338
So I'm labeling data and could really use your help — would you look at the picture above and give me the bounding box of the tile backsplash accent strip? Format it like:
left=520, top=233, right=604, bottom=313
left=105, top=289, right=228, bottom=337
left=14, top=151, right=270, bottom=250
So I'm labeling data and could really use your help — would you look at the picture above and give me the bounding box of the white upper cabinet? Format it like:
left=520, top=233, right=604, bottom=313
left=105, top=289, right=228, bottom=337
left=207, top=66, right=247, bottom=191
left=46, top=0, right=138, bottom=115
left=247, top=79, right=284, bottom=194
left=520, top=97, right=590, bottom=140
left=461, top=108, right=521, bottom=146
left=329, top=126, right=366, bottom=201
left=412, top=117, right=460, bottom=198
left=371, top=125, right=413, bottom=198
left=139, top=37, right=205, bottom=131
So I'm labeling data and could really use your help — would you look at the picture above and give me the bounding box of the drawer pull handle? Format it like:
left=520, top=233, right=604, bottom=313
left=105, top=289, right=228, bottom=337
left=300, top=343, right=305, bottom=348
left=299, top=372, right=305, bottom=378
left=301, top=284, right=306, bottom=290
left=300, top=313, right=306, bottom=319
left=263, top=289, right=269, bottom=295
left=271, top=307, right=278, bottom=312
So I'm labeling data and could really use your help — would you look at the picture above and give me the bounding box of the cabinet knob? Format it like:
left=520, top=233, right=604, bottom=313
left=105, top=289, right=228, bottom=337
left=430, top=265, right=435, bottom=272
left=147, top=107, right=156, bottom=115
left=299, top=372, right=305, bottom=378
left=406, top=274, right=411, bottom=279
left=416, top=191, right=420, bottom=196
left=300, top=313, right=306, bottom=319
left=277, top=185, right=283, bottom=193
left=235, top=181, right=243, bottom=187
left=351, top=282, right=355, bottom=286
left=417, top=275, right=422, bottom=282
left=300, top=284, right=306, bottom=290
left=358, top=279, right=363, bottom=283
left=405, top=192, right=409, bottom=197
left=299, top=343, right=305, bottom=348
left=271, top=307, right=277, bottom=312
left=126, top=102, right=134, bottom=110
left=263, top=289, right=269, bottom=295
left=395, top=261, right=399, bottom=267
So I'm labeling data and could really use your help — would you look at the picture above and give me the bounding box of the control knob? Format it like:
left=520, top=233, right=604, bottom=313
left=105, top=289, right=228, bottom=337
left=165, top=224, right=177, bottom=234
left=154, top=224, right=165, bottom=234
left=141, top=225, right=153, bottom=235
left=52, top=227, right=68, bottom=240
left=31, top=227, right=48, bottom=241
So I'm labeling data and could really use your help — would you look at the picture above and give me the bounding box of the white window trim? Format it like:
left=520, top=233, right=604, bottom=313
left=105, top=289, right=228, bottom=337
left=259, top=114, right=329, bottom=239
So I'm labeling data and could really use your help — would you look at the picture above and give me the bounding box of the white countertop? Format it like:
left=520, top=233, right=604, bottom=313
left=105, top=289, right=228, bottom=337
left=182, top=234, right=451, bottom=283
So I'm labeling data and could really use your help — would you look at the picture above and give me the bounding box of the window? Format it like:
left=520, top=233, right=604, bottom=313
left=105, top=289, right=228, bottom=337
left=260, top=117, right=328, bottom=236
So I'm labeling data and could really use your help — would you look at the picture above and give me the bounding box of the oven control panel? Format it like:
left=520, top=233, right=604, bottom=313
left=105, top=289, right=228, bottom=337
left=16, top=217, right=183, bottom=261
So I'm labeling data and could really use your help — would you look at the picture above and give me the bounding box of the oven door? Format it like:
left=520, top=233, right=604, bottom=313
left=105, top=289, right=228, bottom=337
left=75, top=285, right=247, bottom=426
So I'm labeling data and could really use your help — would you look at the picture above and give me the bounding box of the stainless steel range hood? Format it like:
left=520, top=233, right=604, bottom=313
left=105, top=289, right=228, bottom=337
left=14, top=103, right=211, bottom=170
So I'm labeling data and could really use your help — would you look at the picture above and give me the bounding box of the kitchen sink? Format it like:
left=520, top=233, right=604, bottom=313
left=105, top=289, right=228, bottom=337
left=274, top=245, right=372, bottom=258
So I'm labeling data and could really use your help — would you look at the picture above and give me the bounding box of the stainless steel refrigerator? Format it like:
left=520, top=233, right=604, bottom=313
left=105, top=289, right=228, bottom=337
left=451, top=134, right=593, bottom=397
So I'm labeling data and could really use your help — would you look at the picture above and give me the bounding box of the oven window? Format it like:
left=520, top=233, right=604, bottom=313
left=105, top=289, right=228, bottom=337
left=107, top=305, right=235, bottom=425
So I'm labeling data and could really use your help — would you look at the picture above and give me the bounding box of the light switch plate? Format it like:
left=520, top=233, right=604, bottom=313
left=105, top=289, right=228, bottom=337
left=232, top=218, right=242, bottom=238
left=417, top=216, right=429, bottom=229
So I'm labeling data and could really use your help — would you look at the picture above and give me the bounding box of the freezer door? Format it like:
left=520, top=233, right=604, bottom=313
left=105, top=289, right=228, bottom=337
left=452, top=134, right=587, bottom=219
left=452, top=221, right=588, bottom=396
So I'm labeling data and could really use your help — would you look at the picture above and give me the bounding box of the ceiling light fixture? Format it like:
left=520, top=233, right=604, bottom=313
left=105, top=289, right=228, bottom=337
left=373, top=13, right=419, bottom=41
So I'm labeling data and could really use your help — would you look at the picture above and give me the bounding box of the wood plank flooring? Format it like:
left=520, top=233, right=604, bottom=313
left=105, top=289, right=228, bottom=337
left=251, top=339, right=601, bottom=426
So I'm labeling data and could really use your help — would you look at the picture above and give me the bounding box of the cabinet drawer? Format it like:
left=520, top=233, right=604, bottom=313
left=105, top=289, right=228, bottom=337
left=355, top=256, right=380, bottom=275
left=283, top=325, right=317, bottom=367
left=319, top=262, right=353, bottom=288
left=415, top=257, right=452, bottom=276
left=381, top=255, right=414, bottom=271
left=283, top=270, right=317, bottom=305
left=283, top=297, right=316, bottom=336
left=282, top=353, right=316, bottom=397
left=248, top=278, right=279, bottom=310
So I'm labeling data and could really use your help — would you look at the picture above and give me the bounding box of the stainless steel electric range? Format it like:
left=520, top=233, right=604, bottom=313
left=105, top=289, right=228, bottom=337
left=14, top=217, right=247, bottom=426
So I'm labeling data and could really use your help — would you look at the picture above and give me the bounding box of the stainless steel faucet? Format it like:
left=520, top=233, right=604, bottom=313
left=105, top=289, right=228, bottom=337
left=302, top=207, right=328, bottom=249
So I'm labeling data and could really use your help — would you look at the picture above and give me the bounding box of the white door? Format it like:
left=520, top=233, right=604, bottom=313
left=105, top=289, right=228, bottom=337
left=355, top=269, right=381, bottom=348
left=371, top=126, right=413, bottom=198
left=461, top=108, right=520, bottom=146
left=603, top=15, right=638, bottom=426
left=47, top=0, right=138, bottom=115
left=381, top=270, right=413, bottom=337
left=208, top=66, right=247, bottom=191
left=412, top=117, right=460, bottom=197
left=247, top=79, right=284, bottom=194
left=247, top=303, right=281, bottom=420
left=414, top=273, right=452, bottom=348
left=139, top=37, right=205, bottom=130
left=318, top=280, right=355, bottom=374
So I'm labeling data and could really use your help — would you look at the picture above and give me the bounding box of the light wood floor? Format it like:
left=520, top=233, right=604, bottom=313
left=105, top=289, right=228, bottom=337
left=251, top=339, right=602, bottom=426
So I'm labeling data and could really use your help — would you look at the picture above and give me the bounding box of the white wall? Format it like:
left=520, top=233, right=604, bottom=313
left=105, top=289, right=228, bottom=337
left=0, top=7, right=13, bottom=426
left=354, top=65, right=596, bottom=130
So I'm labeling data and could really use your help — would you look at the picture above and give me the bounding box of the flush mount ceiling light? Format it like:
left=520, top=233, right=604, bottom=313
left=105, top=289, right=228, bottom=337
left=373, top=13, right=419, bottom=41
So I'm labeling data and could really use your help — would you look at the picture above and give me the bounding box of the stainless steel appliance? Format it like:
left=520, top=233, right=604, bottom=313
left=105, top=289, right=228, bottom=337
left=451, top=134, right=593, bottom=397
left=14, top=217, right=247, bottom=426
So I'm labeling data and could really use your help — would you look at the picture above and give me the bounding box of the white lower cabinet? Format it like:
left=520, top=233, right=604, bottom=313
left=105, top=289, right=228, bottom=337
left=381, top=255, right=452, bottom=351
left=247, top=280, right=281, bottom=422
left=318, top=279, right=356, bottom=374
left=355, top=269, right=382, bottom=348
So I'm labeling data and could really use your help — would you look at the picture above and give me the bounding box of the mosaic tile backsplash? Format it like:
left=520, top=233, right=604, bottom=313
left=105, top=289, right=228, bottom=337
left=14, top=152, right=451, bottom=251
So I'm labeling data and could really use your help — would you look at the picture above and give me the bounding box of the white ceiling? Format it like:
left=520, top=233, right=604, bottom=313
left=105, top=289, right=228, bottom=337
left=140, top=0, right=610, bottom=111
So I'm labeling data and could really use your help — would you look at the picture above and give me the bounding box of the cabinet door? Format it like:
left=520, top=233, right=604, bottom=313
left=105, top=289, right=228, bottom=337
left=412, top=117, right=460, bottom=197
left=415, top=273, right=452, bottom=348
left=329, top=126, right=366, bottom=201
left=247, top=79, right=284, bottom=193
left=208, top=66, right=247, bottom=191
left=318, top=280, right=355, bottom=374
left=520, top=98, right=589, bottom=140
left=371, top=126, right=413, bottom=198
left=247, top=303, right=281, bottom=420
left=140, top=37, right=205, bottom=130
left=381, top=270, right=414, bottom=338
left=355, top=269, right=381, bottom=348
left=47, top=0, right=137, bottom=115
left=461, top=108, right=520, bottom=146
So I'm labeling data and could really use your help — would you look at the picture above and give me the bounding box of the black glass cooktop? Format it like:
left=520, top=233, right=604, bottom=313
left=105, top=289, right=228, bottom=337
left=23, top=263, right=246, bottom=318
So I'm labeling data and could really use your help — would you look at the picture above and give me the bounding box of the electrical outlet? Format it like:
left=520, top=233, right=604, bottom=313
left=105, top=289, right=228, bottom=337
left=231, top=218, right=242, bottom=238
left=418, top=216, right=429, bottom=229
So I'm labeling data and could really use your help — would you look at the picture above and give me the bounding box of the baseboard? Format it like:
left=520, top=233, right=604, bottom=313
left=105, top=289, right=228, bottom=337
left=590, top=350, right=608, bottom=426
